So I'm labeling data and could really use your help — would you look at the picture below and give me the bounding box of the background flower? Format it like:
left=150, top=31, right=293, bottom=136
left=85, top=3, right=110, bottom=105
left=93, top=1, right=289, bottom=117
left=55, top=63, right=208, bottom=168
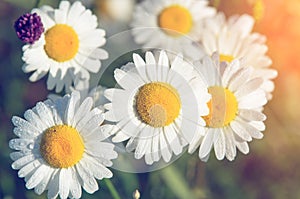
left=131, top=0, right=216, bottom=60
left=22, top=1, right=108, bottom=93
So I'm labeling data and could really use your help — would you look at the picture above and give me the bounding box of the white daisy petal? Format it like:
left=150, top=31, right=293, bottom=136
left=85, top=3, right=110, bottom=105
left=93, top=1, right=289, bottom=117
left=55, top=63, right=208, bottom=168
left=12, top=154, right=36, bottom=170
left=10, top=151, right=31, bottom=161
left=18, top=159, right=42, bottom=178
left=238, top=90, right=267, bottom=109
left=230, top=120, right=252, bottom=142
left=76, top=163, right=98, bottom=194
left=164, top=125, right=183, bottom=155
left=236, top=141, right=250, bottom=154
left=54, top=1, right=70, bottom=24
left=69, top=168, right=82, bottom=199
left=114, top=69, right=144, bottom=90
left=188, top=131, right=203, bottom=154
left=145, top=144, right=154, bottom=165
left=26, top=164, right=48, bottom=189
left=213, top=129, right=226, bottom=160
left=228, top=67, right=253, bottom=92
left=157, top=51, right=169, bottom=82
left=80, top=30, right=106, bottom=47
left=65, top=91, right=81, bottom=125
left=80, top=113, right=104, bottom=136
left=34, top=167, right=53, bottom=195
left=112, top=130, right=131, bottom=143
left=160, top=131, right=172, bottom=163
left=47, top=171, right=60, bottom=199
left=9, top=138, right=33, bottom=151
left=67, top=1, right=86, bottom=26
left=239, top=109, right=266, bottom=121
left=145, top=51, right=158, bottom=81
left=224, top=127, right=237, bottom=161
left=76, top=108, right=102, bottom=133
left=81, top=57, right=101, bottom=73
left=12, top=116, right=40, bottom=135
left=89, top=157, right=113, bottom=179
left=135, top=137, right=149, bottom=160
left=250, top=121, right=266, bottom=131
left=85, top=142, right=118, bottom=160
left=235, top=77, right=263, bottom=98
left=72, top=97, right=93, bottom=126
left=59, top=168, right=71, bottom=199
left=36, top=102, right=55, bottom=127
left=236, top=118, right=264, bottom=139
left=199, top=129, right=214, bottom=159
left=151, top=128, right=161, bottom=162
left=24, top=109, right=47, bottom=131
left=133, top=53, right=148, bottom=82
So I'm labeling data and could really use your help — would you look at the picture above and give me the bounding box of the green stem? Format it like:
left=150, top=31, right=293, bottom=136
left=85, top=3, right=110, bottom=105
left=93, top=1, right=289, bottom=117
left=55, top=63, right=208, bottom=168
left=160, top=165, right=201, bottom=199
left=104, top=178, right=121, bottom=199
left=35, top=0, right=41, bottom=7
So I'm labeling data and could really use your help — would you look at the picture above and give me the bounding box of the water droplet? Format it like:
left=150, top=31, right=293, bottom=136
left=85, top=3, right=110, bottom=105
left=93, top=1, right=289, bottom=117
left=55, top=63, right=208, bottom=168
left=28, top=143, right=34, bottom=150
left=19, top=141, right=25, bottom=147
left=33, top=161, right=39, bottom=167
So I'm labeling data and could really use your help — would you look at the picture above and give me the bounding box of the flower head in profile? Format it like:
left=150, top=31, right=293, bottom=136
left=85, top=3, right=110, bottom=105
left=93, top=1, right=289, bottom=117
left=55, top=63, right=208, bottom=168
left=200, top=13, right=277, bottom=99
left=22, top=1, right=108, bottom=92
left=131, top=0, right=216, bottom=60
left=104, top=50, right=210, bottom=165
left=188, top=53, right=267, bottom=161
left=9, top=91, right=117, bottom=199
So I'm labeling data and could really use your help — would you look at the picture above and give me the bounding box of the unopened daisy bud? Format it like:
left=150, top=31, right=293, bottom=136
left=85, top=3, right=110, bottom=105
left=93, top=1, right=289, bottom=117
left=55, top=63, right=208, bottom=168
left=14, top=12, right=44, bottom=44
left=133, top=189, right=140, bottom=199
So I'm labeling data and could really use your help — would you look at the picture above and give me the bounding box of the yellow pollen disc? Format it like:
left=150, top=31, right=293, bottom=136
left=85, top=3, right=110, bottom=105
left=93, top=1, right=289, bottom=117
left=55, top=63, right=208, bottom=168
left=44, top=24, right=79, bottom=62
left=219, top=54, right=234, bottom=63
left=40, top=125, right=84, bottom=168
left=202, top=86, right=238, bottom=128
left=136, top=82, right=181, bottom=127
left=158, top=5, right=193, bottom=37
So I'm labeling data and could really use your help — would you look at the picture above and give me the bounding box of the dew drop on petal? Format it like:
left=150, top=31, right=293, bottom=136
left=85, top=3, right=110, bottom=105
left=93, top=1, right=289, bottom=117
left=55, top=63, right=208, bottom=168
left=28, top=143, right=34, bottom=150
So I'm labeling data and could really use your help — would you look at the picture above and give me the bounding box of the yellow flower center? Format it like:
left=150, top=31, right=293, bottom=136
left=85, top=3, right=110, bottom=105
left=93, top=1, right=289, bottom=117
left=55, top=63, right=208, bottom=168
left=40, top=125, right=84, bottom=168
left=219, top=54, right=234, bottom=63
left=136, top=82, right=181, bottom=127
left=158, top=5, right=193, bottom=37
left=202, top=86, right=238, bottom=128
left=44, top=24, right=79, bottom=62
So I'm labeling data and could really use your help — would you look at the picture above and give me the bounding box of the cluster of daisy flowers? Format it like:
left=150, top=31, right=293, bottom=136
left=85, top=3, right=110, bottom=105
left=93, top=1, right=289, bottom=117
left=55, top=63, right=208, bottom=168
left=10, top=0, right=277, bottom=198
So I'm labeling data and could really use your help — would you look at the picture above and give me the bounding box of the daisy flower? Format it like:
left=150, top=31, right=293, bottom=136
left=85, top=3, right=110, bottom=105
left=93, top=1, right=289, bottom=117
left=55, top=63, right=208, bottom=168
left=200, top=13, right=277, bottom=99
left=131, top=0, right=216, bottom=60
left=22, top=1, right=108, bottom=92
left=188, top=53, right=268, bottom=161
left=104, top=50, right=210, bottom=165
left=9, top=91, right=117, bottom=199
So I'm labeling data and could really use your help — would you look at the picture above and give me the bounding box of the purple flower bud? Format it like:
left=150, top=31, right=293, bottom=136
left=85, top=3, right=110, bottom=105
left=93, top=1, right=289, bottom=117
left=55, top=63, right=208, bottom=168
left=14, top=13, right=44, bottom=44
